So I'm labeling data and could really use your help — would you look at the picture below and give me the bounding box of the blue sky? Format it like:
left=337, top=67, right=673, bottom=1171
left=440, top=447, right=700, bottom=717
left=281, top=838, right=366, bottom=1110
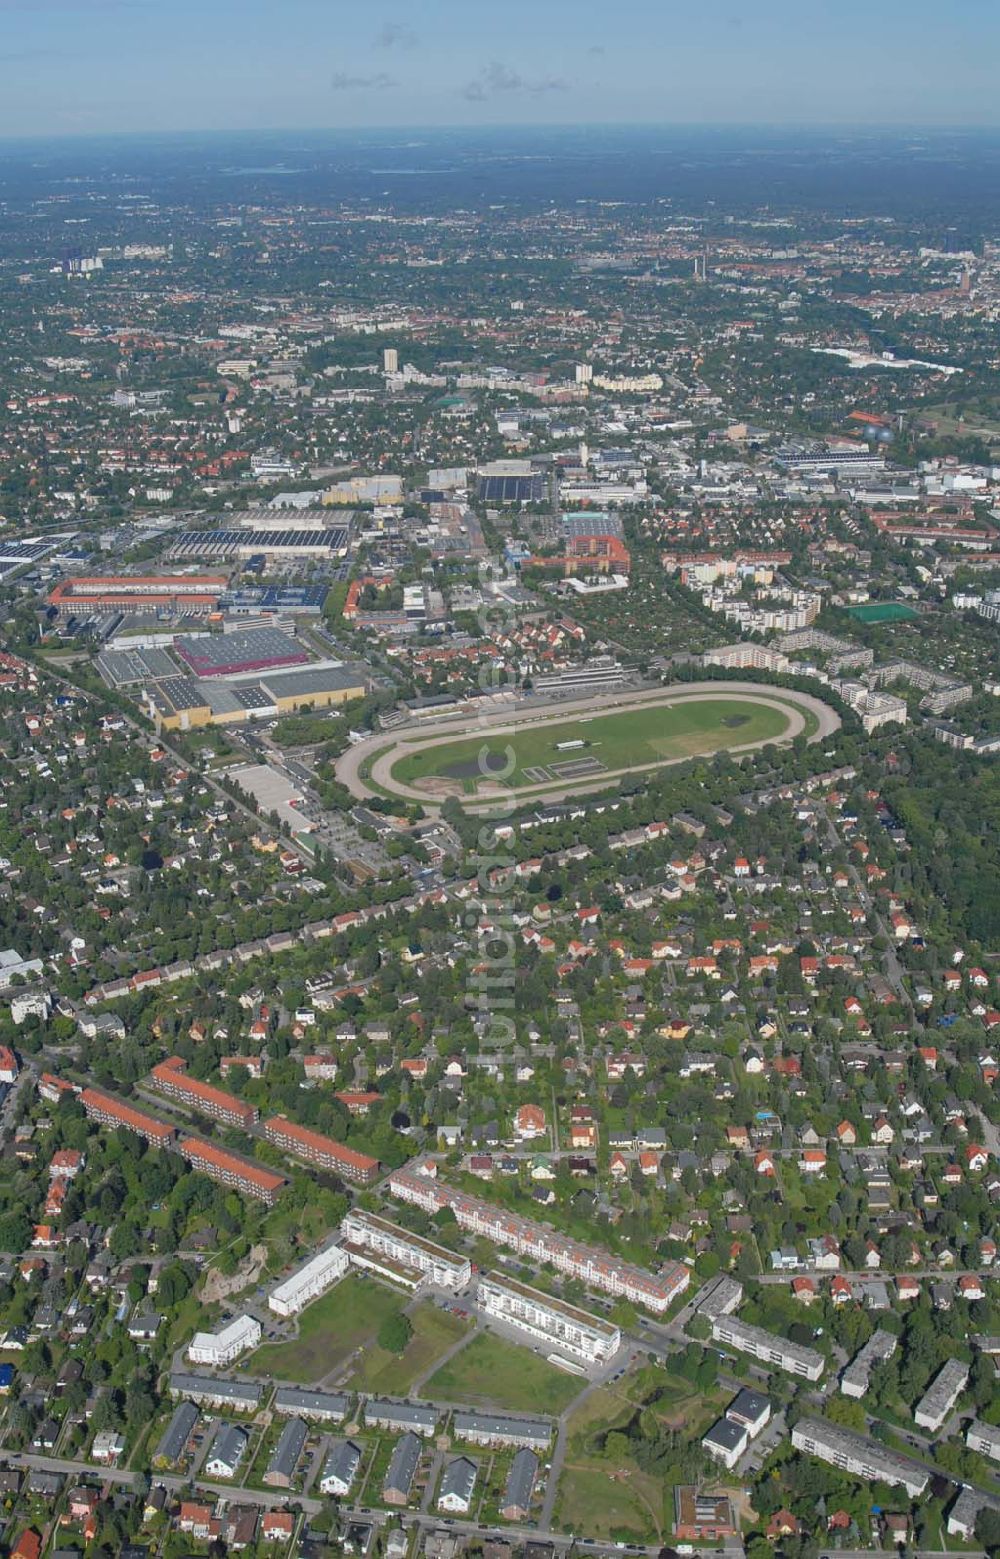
left=0, top=0, right=995, bottom=137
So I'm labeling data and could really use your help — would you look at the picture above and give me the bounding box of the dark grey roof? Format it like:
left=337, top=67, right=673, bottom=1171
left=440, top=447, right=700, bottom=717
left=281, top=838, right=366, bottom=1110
left=439, top=1457, right=477, bottom=1507
left=502, top=1448, right=538, bottom=1514
left=703, top=1417, right=746, bottom=1453
left=383, top=1432, right=422, bottom=1497
left=365, top=1398, right=438, bottom=1432
left=452, top=1412, right=551, bottom=1447
left=274, top=1386, right=350, bottom=1420
left=265, top=1417, right=307, bottom=1482
left=169, top=1371, right=262, bottom=1407
left=155, top=1399, right=198, bottom=1463
left=320, top=1439, right=362, bottom=1494
left=208, top=1422, right=248, bottom=1473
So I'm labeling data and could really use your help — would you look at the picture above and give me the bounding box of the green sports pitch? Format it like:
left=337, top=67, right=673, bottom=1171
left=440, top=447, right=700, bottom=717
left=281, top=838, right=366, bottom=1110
left=389, top=693, right=795, bottom=795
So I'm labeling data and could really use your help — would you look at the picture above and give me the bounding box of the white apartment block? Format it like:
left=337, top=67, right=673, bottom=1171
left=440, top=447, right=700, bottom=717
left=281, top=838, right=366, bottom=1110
left=340, top=1209, right=471, bottom=1291
left=967, top=1420, right=1000, bottom=1463
left=712, top=1316, right=824, bottom=1381
left=477, top=1272, right=621, bottom=1364
left=792, top=1419, right=927, bottom=1499
left=840, top=1329, right=897, bottom=1399
left=269, top=1243, right=350, bottom=1318
left=914, top=1359, right=968, bottom=1433
left=187, top=1313, right=262, bottom=1367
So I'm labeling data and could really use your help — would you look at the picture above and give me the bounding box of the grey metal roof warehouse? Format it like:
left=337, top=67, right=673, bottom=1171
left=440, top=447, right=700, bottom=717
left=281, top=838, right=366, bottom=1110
left=258, top=663, right=370, bottom=701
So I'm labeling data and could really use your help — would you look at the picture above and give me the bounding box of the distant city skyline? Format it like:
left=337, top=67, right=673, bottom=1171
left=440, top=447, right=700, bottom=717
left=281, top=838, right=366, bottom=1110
left=0, top=0, right=995, bottom=139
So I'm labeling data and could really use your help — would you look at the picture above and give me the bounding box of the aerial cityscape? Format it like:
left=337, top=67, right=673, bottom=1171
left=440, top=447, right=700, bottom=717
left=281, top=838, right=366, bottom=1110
left=1, top=8, right=1000, bottom=1559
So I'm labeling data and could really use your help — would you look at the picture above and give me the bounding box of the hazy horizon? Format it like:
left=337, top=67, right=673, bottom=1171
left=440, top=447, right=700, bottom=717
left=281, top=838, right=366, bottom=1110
left=0, top=0, right=995, bottom=139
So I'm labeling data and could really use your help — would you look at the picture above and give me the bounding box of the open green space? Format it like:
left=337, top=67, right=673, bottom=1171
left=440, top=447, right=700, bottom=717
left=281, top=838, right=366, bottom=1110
left=843, top=602, right=918, bottom=624
left=424, top=1331, right=586, bottom=1415
left=346, top=1302, right=472, bottom=1394
left=248, top=1275, right=404, bottom=1385
left=391, top=695, right=794, bottom=794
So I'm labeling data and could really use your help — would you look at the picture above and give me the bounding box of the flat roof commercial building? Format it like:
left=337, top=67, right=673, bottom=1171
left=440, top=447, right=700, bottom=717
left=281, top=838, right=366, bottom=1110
left=914, top=1359, right=969, bottom=1433
left=151, top=1057, right=258, bottom=1130
left=477, top=1272, right=620, bottom=1364
left=340, top=1210, right=471, bottom=1291
left=178, top=1138, right=285, bottom=1205
left=269, top=1244, right=350, bottom=1317
left=174, top=626, right=310, bottom=678
left=841, top=1329, right=898, bottom=1399
left=388, top=1165, right=688, bottom=1313
left=187, top=1313, right=261, bottom=1368
left=792, top=1419, right=928, bottom=1498
left=79, top=1088, right=176, bottom=1146
left=712, top=1316, right=824, bottom=1381
left=263, top=1116, right=380, bottom=1185
left=48, top=574, right=228, bottom=617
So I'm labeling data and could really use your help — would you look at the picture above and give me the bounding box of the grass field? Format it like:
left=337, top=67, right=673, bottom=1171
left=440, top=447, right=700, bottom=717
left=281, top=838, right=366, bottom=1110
left=248, top=1275, right=403, bottom=1385
left=390, top=695, right=793, bottom=794
left=844, top=602, right=918, bottom=624
left=346, top=1303, right=472, bottom=1395
left=424, top=1332, right=586, bottom=1414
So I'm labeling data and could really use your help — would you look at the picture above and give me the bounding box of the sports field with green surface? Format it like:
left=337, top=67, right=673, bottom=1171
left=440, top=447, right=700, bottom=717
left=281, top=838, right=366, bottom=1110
left=424, top=1331, right=585, bottom=1414
left=248, top=1274, right=403, bottom=1384
left=391, top=695, right=793, bottom=795
left=844, top=602, right=918, bottom=623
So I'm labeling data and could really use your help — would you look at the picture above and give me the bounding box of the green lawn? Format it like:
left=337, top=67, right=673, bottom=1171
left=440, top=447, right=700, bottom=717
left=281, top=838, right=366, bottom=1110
left=424, top=1332, right=586, bottom=1414
left=390, top=694, right=794, bottom=795
left=248, top=1275, right=404, bottom=1385
left=553, top=1462, right=660, bottom=1543
left=347, top=1303, right=472, bottom=1394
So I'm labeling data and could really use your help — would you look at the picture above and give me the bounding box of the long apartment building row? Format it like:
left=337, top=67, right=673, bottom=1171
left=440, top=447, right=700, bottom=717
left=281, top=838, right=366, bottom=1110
left=792, top=1418, right=928, bottom=1499
left=712, top=1316, right=824, bottom=1381
left=477, top=1271, right=621, bottom=1364
left=150, top=1056, right=258, bottom=1130
left=82, top=886, right=455, bottom=1007
left=388, top=1164, right=689, bottom=1313
left=269, top=1244, right=351, bottom=1318
left=340, top=1209, right=471, bottom=1291
left=914, top=1359, right=969, bottom=1433
left=263, top=1116, right=380, bottom=1186
left=78, top=1084, right=285, bottom=1204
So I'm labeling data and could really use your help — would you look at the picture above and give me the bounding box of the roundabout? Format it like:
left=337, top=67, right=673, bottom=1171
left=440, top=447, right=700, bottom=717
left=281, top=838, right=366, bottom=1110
left=337, top=681, right=840, bottom=812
